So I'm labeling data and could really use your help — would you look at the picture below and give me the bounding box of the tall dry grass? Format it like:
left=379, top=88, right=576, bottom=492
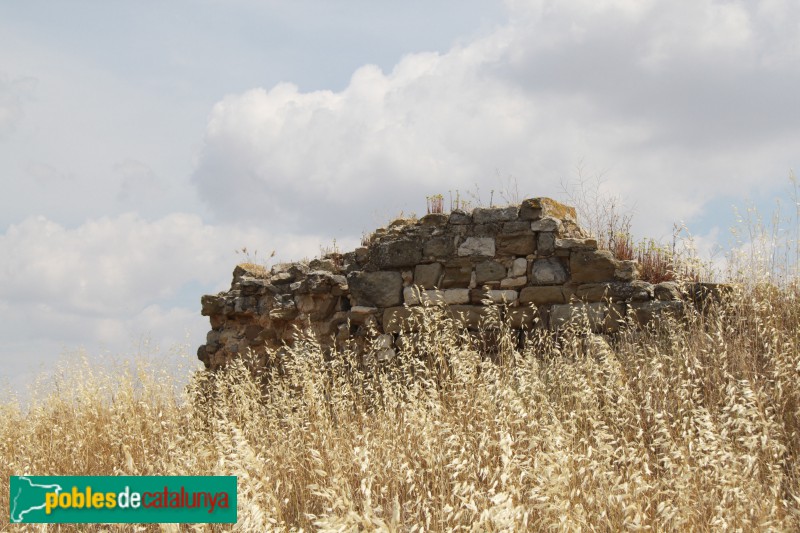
left=1, top=279, right=798, bottom=531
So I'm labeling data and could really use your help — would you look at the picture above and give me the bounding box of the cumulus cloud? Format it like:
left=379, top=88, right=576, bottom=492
left=0, top=212, right=337, bottom=388
left=192, top=0, right=800, bottom=238
left=0, top=212, right=329, bottom=316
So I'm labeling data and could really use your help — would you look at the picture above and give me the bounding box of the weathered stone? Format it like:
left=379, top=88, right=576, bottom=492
left=271, top=262, right=309, bottom=281
left=271, top=272, right=293, bottom=284
left=239, top=276, right=271, bottom=296
left=500, top=276, right=527, bottom=289
left=550, top=302, right=607, bottom=332
left=570, top=250, right=617, bottom=283
left=414, top=262, right=443, bottom=289
left=530, top=258, right=568, bottom=285
left=354, top=247, right=369, bottom=264
left=442, top=259, right=473, bottom=288
left=201, top=295, right=225, bottom=316
left=383, top=306, right=426, bottom=333
left=444, top=289, right=471, bottom=305
left=348, top=271, right=403, bottom=307
left=555, top=238, right=598, bottom=251
left=419, top=213, right=449, bottom=226
left=403, top=287, right=442, bottom=305
left=199, top=195, right=705, bottom=369
left=519, top=197, right=577, bottom=221
left=530, top=217, right=562, bottom=232
left=269, top=307, right=298, bottom=320
left=305, top=271, right=347, bottom=294
left=476, top=260, right=506, bottom=284
left=577, top=281, right=653, bottom=302
left=509, top=257, right=528, bottom=277
left=488, top=290, right=518, bottom=303
left=350, top=306, right=379, bottom=325
left=507, top=308, right=536, bottom=329
left=295, top=294, right=337, bottom=320
left=308, top=258, right=338, bottom=272
left=472, top=223, right=503, bottom=237
left=449, top=210, right=471, bottom=225
left=496, top=234, right=536, bottom=255
left=372, top=240, right=423, bottom=268
left=654, top=281, right=681, bottom=301
left=502, top=221, right=532, bottom=234
left=423, top=236, right=455, bottom=258
left=473, top=206, right=519, bottom=224
left=615, top=260, right=639, bottom=281
left=234, top=296, right=257, bottom=314
left=538, top=233, right=555, bottom=256
left=458, top=237, right=495, bottom=257
left=447, top=305, right=496, bottom=329
left=519, top=286, right=565, bottom=305
left=630, top=300, right=684, bottom=326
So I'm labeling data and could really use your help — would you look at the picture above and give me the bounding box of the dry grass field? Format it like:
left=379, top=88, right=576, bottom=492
left=1, top=276, right=798, bottom=531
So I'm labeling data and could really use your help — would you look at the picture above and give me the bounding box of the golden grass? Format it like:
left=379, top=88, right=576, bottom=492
left=2, top=282, right=799, bottom=531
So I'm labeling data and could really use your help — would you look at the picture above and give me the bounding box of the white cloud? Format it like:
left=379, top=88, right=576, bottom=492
left=0, top=213, right=331, bottom=316
left=0, top=212, right=339, bottom=388
left=193, top=0, right=799, bottom=239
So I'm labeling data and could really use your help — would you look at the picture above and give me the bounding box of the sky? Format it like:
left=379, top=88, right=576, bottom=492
left=1, top=0, right=798, bottom=397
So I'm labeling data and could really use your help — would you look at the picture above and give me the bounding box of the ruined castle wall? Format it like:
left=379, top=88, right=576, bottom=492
left=197, top=198, right=685, bottom=369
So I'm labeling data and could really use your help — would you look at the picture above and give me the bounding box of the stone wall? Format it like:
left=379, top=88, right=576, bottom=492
left=197, top=198, right=687, bottom=369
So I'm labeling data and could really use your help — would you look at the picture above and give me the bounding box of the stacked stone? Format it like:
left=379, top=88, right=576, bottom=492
left=197, top=198, right=684, bottom=369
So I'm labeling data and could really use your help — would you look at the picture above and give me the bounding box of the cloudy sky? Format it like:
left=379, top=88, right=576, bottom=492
left=1, top=0, right=798, bottom=395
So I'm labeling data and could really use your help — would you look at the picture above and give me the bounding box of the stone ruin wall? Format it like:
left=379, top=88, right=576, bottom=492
left=197, top=197, right=688, bottom=369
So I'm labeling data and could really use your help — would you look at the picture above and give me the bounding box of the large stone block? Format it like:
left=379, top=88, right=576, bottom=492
left=414, top=262, right=443, bottom=289
left=473, top=206, right=519, bottom=223
left=509, top=257, right=528, bottom=277
left=530, top=258, right=568, bottom=285
left=383, top=306, right=426, bottom=333
left=496, top=234, right=536, bottom=255
left=372, top=239, right=423, bottom=268
left=444, top=289, right=471, bottom=305
left=458, top=237, right=495, bottom=257
left=630, top=300, right=684, bottom=326
left=442, top=258, right=473, bottom=288
left=654, top=282, right=681, bottom=301
left=423, top=236, right=455, bottom=258
left=448, top=209, right=472, bottom=225
left=419, top=213, right=448, bottom=226
left=530, top=217, right=563, bottom=232
left=502, top=221, right=531, bottom=234
left=447, top=305, right=496, bottom=329
left=500, top=276, right=527, bottom=289
left=201, top=295, right=225, bottom=316
left=550, top=302, right=607, bottom=332
left=348, top=271, right=403, bottom=307
left=519, top=197, right=578, bottom=221
left=519, top=286, right=566, bottom=305
left=475, top=260, right=506, bottom=284
left=555, top=238, right=598, bottom=251
left=538, top=233, right=555, bottom=256
left=576, top=281, right=653, bottom=302
left=570, top=250, right=617, bottom=283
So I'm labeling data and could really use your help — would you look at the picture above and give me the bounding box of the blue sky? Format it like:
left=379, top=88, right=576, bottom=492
left=1, top=0, right=798, bottom=396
